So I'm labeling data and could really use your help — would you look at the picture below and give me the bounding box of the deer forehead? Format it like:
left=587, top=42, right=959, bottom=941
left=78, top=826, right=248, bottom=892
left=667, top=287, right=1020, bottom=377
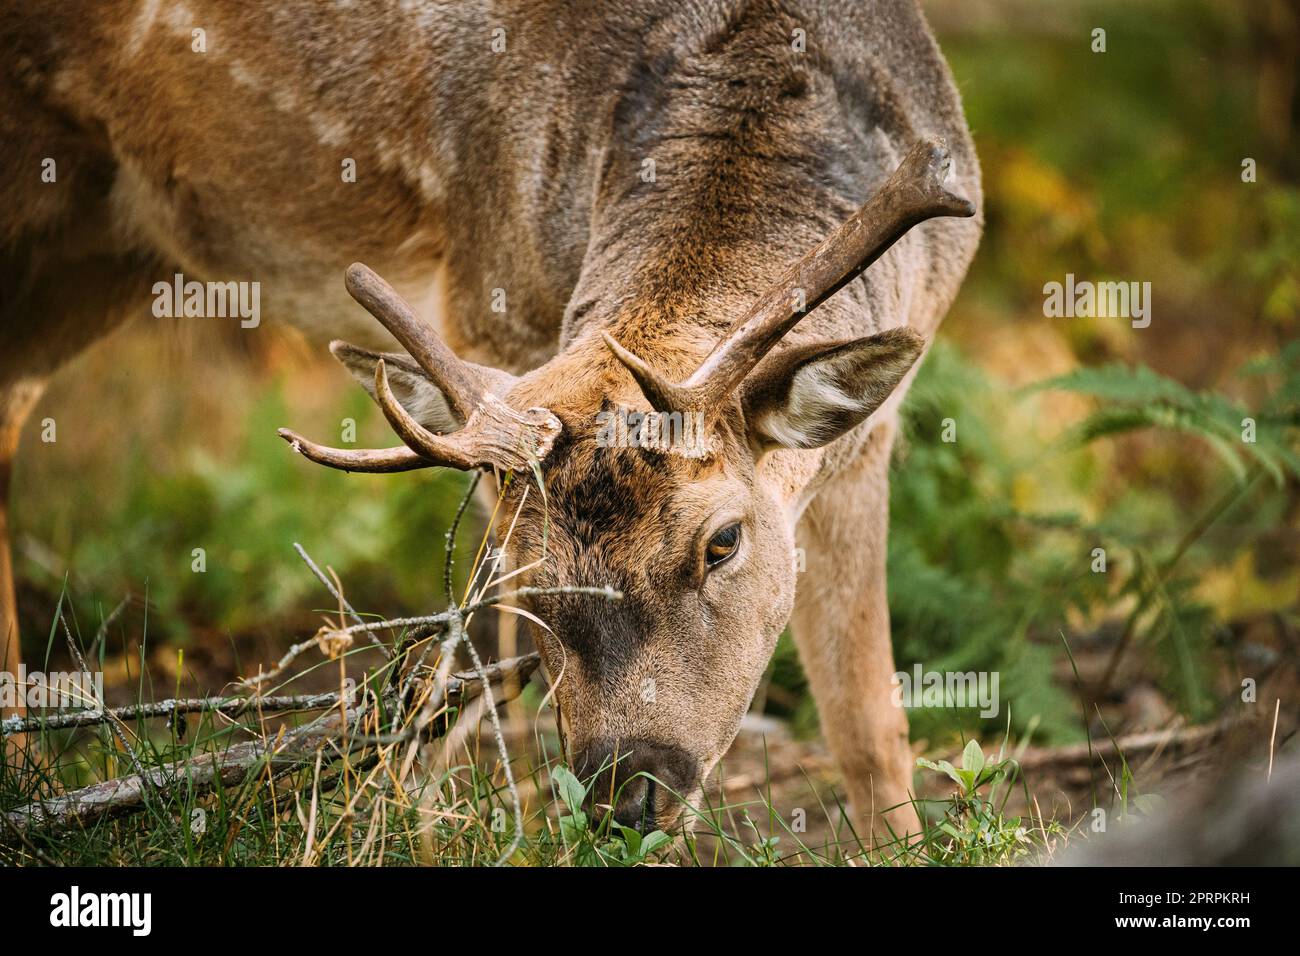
left=508, top=447, right=742, bottom=563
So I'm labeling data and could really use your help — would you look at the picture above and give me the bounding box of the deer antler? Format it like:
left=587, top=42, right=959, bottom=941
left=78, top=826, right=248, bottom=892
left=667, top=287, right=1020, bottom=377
left=279, top=264, right=561, bottom=474
left=341, top=264, right=485, bottom=423
left=603, top=137, right=975, bottom=419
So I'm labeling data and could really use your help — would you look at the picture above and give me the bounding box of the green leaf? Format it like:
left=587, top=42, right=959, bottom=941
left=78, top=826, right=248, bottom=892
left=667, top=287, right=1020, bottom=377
left=640, top=831, right=671, bottom=856
left=956, top=768, right=976, bottom=793
left=939, top=821, right=969, bottom=843
left=552, top=766, right=587, bottom=815
left=558, top=811, right=588, bottom=844
left=917, top=757, right=964, bottom=788
left=616, top=825, right=642, bottom=856
left=962, top=739, right=985, bottom=776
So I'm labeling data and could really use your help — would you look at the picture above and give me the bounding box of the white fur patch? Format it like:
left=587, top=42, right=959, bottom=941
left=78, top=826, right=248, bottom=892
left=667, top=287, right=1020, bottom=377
left=125, top=0, right=163, bottom=58
left=757, top=360, right=872, bottom=449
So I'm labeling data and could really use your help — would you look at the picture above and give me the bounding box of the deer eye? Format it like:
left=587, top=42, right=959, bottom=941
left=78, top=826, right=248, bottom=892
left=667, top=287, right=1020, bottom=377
left=705, top=523, right=742, bottom=568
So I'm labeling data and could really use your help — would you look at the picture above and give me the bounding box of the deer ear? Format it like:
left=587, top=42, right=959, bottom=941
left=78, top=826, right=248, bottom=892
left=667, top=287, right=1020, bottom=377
left=330, top=341, right=462, bottom=435
left=741, top=328, right=924, bottom=451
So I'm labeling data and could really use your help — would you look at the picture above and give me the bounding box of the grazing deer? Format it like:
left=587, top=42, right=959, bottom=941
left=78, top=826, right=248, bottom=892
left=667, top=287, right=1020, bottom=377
left=1, top=0, right=980, bottom=840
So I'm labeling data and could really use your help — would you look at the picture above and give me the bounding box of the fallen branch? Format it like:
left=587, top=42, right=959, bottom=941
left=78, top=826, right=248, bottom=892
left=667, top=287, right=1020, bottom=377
left=1013, top=717, right=1240, bottom=773
left=2, top=653, right=539, bottom=838
left=2, top=690, right=351, bottom=737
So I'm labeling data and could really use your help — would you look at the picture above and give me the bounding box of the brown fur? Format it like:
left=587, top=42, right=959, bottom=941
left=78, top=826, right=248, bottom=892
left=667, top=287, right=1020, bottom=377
left=1, top=0, right=981, bottom=838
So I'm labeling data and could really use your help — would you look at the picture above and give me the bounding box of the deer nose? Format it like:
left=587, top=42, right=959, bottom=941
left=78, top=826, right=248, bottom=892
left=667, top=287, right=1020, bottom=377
left=610, top=775, right=657, bottom=833
left=573, top=738, right=697, bottom=834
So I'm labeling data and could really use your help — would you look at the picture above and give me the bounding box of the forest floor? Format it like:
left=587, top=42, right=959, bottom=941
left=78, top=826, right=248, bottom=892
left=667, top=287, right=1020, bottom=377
left=25, top=620, right=1281, bottom=866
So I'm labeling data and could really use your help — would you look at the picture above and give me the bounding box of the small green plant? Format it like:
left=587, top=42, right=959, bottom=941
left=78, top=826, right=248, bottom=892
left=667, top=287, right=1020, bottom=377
left=916, top=739, right=1043, bottom=865
left=548, top=766, right=672, bottom=867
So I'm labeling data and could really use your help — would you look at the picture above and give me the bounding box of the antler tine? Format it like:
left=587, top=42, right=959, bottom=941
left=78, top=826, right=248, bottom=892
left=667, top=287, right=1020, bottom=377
left=344, top=263, right=485, bottom=423
left=372, top=359, right=478, bottom=469
left=372, top=355, right=561, bottom=472
left=276, top=429, right=434, bottom=473
left=604, top=137, right=975, bottom=417
left=599, top=332, right=685, bottom=414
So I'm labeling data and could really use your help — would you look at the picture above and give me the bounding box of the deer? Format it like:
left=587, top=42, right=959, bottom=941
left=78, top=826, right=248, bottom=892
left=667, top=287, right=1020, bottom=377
left=1, top=0, right=981, bottom=842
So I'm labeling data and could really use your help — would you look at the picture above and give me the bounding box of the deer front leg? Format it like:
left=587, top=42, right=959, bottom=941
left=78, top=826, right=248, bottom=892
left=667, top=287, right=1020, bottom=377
left=789, top=423, right=919, bottom=850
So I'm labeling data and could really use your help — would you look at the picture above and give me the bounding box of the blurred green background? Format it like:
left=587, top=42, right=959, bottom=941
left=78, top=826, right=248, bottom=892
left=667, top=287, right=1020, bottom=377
left=13, top=0, right=1299, bottom=751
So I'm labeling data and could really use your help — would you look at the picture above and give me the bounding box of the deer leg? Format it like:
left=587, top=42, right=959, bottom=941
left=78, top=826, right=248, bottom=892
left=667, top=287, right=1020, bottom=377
left=0, top=250, right=147, bottom=744
left=790, top=420, right=919, bottom=849
left=0, top=380, right=46, bottom=749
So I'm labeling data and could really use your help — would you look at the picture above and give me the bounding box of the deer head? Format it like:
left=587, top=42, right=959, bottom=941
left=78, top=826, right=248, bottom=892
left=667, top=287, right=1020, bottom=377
left=280, top=138, right=974, bottom=831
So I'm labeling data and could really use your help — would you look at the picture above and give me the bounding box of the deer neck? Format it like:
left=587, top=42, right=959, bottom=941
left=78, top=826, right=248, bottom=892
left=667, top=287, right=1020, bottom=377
left=557, top=158, right=878, bottom=390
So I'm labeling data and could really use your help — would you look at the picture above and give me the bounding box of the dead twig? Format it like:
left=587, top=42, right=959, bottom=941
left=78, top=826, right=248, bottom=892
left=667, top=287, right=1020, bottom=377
left=237, top=588, right=615, bottom=692
left=294, top=542, right=389, bottom=658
